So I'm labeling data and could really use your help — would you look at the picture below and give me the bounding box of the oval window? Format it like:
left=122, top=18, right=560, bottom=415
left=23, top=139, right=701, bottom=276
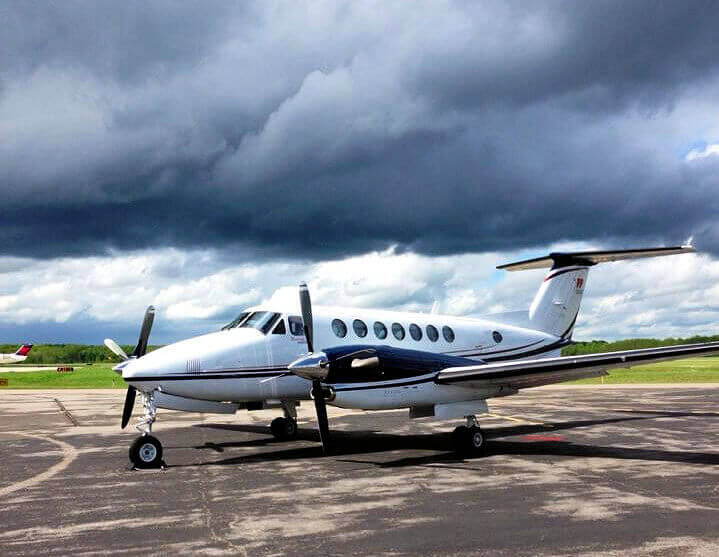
left=409, top=323, right=422, bottom=341
left=374, top=321, right=387, bottom=339
left=426, top=324, right=439, bottom=342
left=391, top=322, right=405, bottom=340
left=332, top=319, right=347, bottom=338
left=353, top=319, right=368, bottom=338
left=493, top=330, right=503, bottom=343
left=442, top=325, right=455, bottom=343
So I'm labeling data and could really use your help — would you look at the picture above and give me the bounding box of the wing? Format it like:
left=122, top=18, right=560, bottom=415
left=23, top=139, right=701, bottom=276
left=436, top=341, right=719, bottom=390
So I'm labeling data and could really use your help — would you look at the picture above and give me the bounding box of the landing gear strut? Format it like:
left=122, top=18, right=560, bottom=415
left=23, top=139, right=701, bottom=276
left=452, top=415, right=486, bottom=457
left=270, top=401, right=299, bottom=441
left=129, top=390, right=165, bottom=469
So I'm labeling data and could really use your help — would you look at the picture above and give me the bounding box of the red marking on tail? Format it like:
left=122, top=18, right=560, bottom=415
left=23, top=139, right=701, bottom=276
left=15, top=344, right=33, bottom=356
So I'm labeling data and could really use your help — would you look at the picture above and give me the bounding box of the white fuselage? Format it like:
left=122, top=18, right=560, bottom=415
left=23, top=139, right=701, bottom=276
left=0, top=354, right=27, bottom=365
left=122, top=305, right=565, bottom=410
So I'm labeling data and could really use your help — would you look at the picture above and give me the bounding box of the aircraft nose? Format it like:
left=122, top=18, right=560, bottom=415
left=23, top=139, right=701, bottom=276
left=120, top=359, right=147, bottom=382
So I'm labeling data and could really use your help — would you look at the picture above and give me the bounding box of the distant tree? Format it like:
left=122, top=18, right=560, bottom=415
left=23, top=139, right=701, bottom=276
left=562, top=336, right=719, bottom=356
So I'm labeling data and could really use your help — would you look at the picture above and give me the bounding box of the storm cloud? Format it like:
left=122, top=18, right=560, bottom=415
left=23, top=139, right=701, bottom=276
left=2, top=0, right=719, bottom=261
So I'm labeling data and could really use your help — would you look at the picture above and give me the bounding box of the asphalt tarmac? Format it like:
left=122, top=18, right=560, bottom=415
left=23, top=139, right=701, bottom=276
left=1, top=386, right=719, bottom=556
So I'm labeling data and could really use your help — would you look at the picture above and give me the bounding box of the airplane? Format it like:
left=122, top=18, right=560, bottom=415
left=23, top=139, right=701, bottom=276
left=105, top=245, right=719, bottom=468
left=0, top=344, right=33, bottom=365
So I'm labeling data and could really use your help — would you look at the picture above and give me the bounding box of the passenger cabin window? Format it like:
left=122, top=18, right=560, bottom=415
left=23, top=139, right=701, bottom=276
left=374, top=321, right=387, bottom=339
left=288, top=316, right=304, bottom=336
left=392, top=322, right=405, bottom=340
left=442, top=325, right=455, bottom=343
left=409, top=323, right=422, bottom=341
left=272, top=319, right=286, bottom=335
left=332, top=318, right=348, bottom=338
left=493, top=330, right=503, bottom=343
left=222, top=311, right=249, bottom=330
left=239, top=311, right=280, bottom=334
left=353, top=319, right=368, bottom=337
left=426, top=324, right=439, bottom=342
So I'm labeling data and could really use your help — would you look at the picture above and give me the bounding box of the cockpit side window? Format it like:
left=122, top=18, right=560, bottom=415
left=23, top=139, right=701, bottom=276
left=222, top=311, right=249, bottom=330
left=288, top=316, right=304, bottom=336
left=272, top=319, right=286, bottom=335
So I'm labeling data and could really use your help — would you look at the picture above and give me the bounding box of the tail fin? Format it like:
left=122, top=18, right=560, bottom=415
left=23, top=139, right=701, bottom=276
left=497, top=246, right=695, bottom=339
left=15, top=344, right=33, bottom=356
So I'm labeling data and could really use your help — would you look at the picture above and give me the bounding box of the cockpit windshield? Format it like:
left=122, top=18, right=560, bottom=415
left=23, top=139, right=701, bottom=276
left=221, top=312, right=249, bottom=330
left=239, top=311, right=280, bottom=334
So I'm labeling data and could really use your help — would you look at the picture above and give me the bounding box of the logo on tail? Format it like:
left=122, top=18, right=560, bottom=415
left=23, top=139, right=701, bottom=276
left=15, top=344, right=33, bottom=356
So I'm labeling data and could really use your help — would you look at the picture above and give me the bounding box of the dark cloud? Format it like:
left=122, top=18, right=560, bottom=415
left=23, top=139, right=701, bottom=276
left=3, top=1, right=719, bottom=260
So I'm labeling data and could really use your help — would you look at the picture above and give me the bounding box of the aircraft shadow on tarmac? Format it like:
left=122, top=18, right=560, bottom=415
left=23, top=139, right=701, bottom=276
left=168, top=411, right=719, bottom=469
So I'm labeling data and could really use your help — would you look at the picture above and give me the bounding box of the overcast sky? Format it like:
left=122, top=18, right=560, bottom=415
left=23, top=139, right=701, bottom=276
left=1, top=1, right=718, bottom=344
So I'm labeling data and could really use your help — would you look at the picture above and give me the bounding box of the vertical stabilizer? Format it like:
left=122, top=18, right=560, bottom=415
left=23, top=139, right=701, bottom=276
left=529, top=266, right=588, bottom=338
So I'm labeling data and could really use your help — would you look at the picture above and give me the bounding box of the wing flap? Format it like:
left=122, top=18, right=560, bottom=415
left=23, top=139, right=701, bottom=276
left=436, top=340, right=719, bottom=389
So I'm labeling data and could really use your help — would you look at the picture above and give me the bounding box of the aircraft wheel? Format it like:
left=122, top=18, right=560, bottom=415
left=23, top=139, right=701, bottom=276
left=452, top=425, right=486, bottom=457
left=129, top=435, right=163, bottom=469
left=271, top=417, right=298, bottom=440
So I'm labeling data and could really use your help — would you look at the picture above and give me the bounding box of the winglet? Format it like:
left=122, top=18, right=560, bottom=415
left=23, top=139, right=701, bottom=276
left=497, top=246, right=695, bottom=272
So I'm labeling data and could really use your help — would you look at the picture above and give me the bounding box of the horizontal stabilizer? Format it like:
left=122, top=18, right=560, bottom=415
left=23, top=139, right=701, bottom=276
left=497, top=245, right=694, bottom=271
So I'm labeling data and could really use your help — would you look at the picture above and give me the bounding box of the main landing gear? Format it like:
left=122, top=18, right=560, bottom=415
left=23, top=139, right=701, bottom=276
left=452, top=415, right=487, bottom=457
left=270, top=401, right=299, bottom=441
left=129, top=390, right=165, bottom=469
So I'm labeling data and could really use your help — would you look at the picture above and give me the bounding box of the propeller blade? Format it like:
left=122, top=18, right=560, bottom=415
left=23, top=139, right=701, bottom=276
left=121, top=386, right=136, bottom=429
left=104, top=338, right=129, bottom=361
left=259, top=371, right=291, bottom=384
left=132, top=305, right=155, bottom=358
left=299, top=283, right=314, bottom=353
left=312, top=380, right=331, bottom=455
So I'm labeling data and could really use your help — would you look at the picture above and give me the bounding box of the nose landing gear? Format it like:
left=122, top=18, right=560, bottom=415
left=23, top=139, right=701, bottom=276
left=129, top=435, right=163, bottom=469
left=129, top=390, right=165, bottom=469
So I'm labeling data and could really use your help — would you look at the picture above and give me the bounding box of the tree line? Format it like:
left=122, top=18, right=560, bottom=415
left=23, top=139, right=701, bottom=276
left=0, top=344, right=159, bottom=364
left=561, top=335, right=719, bottom=356
left=2, top=335, right=719, bottom=364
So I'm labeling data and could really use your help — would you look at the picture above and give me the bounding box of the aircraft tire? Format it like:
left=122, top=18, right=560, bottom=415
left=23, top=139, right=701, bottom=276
left=271, top=417, right=298, bottom=440
left=129, top=435, right=163, bottom=469
left=452, top=425, right=486, bottom=457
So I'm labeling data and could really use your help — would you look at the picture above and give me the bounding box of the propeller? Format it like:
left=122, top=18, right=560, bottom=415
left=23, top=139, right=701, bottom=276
left=299, top=282, right=313, bottom=353
left=121, top=386, right=136, bottom=429
left=297, top=282, right=332, bottom=455
left=132, top=305, right=155, bottom=358
left=104, top=338, right=129, bottom=361
left=104, top=306, right=155, bottom=429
